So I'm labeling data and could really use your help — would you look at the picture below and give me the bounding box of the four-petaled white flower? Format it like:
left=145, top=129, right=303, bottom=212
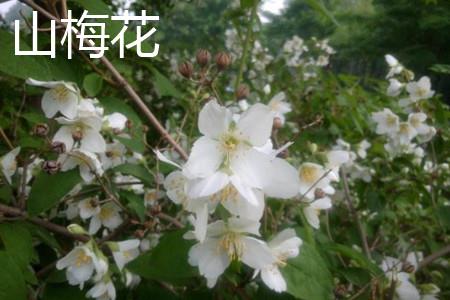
left=27, top=78, right=80, bottom=119
left=254, top=228, right=302, bottom=292
left=78, top=197, right=101, bottom=220
left=56, top=244, right=107, bottom=288
left=89, top=203, right=123, bottom=234
left=188, top=218, right=275, bottom=288
left=406, top=76, right=434, bottom=103
left=372, top=108, right=399, bottom=135
left=110, top=239, right=140, bottom=271
left=0, top=147, right=20, bottom=184
left=59, top=149, right=104, bottom=182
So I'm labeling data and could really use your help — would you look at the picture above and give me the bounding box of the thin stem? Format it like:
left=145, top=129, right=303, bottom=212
left=234, top=5, right=257, bottom=91
left=0, top=127, right=14, bottom=149
left=341, top=169, right=372, bottom=260
left=418, top=244, right=450, bottom=270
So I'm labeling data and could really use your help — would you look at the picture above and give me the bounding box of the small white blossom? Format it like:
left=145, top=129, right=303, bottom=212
left=0, top=147, right=20, bottom=184
left=89, top=203, right=123, bottom=234
left=406, top=76, right=434, bottom=103
left=110, top=239, right=140, bottom=271
left=372, top=108, right=400, bottom=135
left=59, top=149, right=104, bottom=183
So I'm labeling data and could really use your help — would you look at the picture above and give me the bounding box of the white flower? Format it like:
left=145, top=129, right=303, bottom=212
left=326, top=150, right=350, bottom=181
left=387, top=78, right=404, bottom=97
left=100, top=142, right=127, bottom=170
left=396, top=122, right=417, bottom=145
left=53, top=115, right=106, bottom=153
left=103, top=113, right=128, bottom=131
left=56, top=245, right=106, bottom=288
left=187, top=218, right=275, bottom=287
left=408, top=113, right=430, bottom=135
left=89, top=203, right=123, bottom=234
left=372, top=108, right=400, bottom=135
left=406, top=76, right=434, bottom=103
left=356, top=140, right=371, bottom=159
left=303, top=197, right=332, bottom=229
left=110, top=239, right=140, bottom=271
left=78, top=197, right=101, bottom=220
left=255, top=229, right=302, bottom=292
left=78, top=98, right=104, bottom=119
left=385, top=54, right=403, bottom=78
left=416, top=126, right=436, bottom=143
left=26, top=78, right=80, bottom=119
left=144, top=189, right=164, bottom=207
left=86, top=277, right=116, bottom=300
left=268, top=92, right=291, bottom=125
left=0, top=147, right=20, bottom=184
left=59, top=149, right=103, bottom=182
left=298, top=163, right=335, bottom=199
left=183, top=100, right=299, bottom=204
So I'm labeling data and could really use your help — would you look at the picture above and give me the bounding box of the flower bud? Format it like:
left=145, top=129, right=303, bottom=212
left=67, top=223, right=88, bottom=235
left=402, top=261, right=415, bottom=273
left=273, top=117, right=283, bottom=129
left=43, top=160, right=60, bottom=175
left=72, top=130, right=83, bottom=142
left=196, top=49, right=211, bottom=67
left=33, top=123, right=49, bottom=137
left=178, top=61, right=194, bottom=79
left=215, top=52, right=231, bottom=70
left=314, top=188, right=326, bottom=199
left=51, top=141, right=66, bottom=154
left=126, top=119, right=133, bottom=130
left=236, top=84, right=250, bottom=100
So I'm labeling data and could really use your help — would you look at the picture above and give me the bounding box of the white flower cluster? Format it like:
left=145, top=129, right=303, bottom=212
left=56, top=238, right=141, bottom=300
left=159, top=99, right=348, bottom=291
left=282, top=36, right=335, bottom=79
left=371, top=108, right=435, bottom=158
left=22, top=78, right=159, bottom=299
left=332, top=139, right=374, bottom=183
left=384, top=54, right=435, bottom=110
left=381, top=252, right=440, bottom=300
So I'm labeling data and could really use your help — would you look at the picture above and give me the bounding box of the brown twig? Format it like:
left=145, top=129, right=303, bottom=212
left=0, top=127, right=14, bottom=149
left=341, top=170, right=372, bottom=260
left=418, top=244, right=450, bottom=270
left=0, top=204, right=89, bottom=242
left=156, top=212, right=184, bottom=228
left=18, top=0, right=189, bottom=161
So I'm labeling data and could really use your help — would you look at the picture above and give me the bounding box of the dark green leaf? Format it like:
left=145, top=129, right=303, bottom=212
left=113, top=163, right=153, bottom=186
left=152, top=68, right=182, bottom=98
left=0, top=223, right=35, bottom=269
left=28, top=169, right=82, bottom=216
left=0, top=251, right=27, bottom=300
left=127, top=230, right=197, bottom=282
left=325, top=244, right=382, bottom=276
left=115, top=135, right=146, bottom=153
left=42, top=283, right=88, bottom=300
left=119, top=190, right=146, bottom=222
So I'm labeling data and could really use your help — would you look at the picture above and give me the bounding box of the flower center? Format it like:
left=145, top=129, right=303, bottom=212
left=210, top=185, right=239, bottom=203
left=299, top=165, right=319, bottom=184
left=100, top=206, right=113, bottom=221
left=52, top=85, right=70, bottom=102
left=417, top=87, right=427, bottom=97
left=75, top=250, right=92, bottom=267
left=399, top=123, right=410, bottom=134
left=386, top=115, right=397, bottom=127
left=221, top=134, right=240, bottom=153
left=218, top=232, right=244, bottom=260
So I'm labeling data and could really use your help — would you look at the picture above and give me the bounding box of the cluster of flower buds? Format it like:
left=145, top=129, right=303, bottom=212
left=178, top=49, right=232, bottom=81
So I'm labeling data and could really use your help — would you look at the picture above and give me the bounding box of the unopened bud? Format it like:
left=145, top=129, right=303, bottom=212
left=51, top=141, right=66, bottom=154
left=196, top=49, right=211, bottom=67
left=308, top=143, right=318, bottom=153
left=402, top=262, right=415, bottom=273
left=278, top=149, right=289, bottom=159
left=236, top=84, right=250, bottom=100
left=273, top=117, right=283, bottom=129
left=178, top=61, right=194, bottom=78
left=334, top=284, right=347, bottom=297
left=314, top=188, right=326, bottom=199
left=126, top=119, right=133, bottom=130
left=67, top=223, right=88, bottom=235
left=33, top=123, right=49, bottom=137
left=215, top=52, right=231, bottom=70
left=151, top=205, right=162, bottom=216
left=43, top=160, right=60, bottom=174
left=72, top=130, right=83, bottom=142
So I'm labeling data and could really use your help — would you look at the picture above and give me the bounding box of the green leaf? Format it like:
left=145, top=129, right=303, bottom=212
left=127, top=230, right=197, bottom=282
left=340, top=267, right=372, bottom=286
left=42, top=283, right=88, bottom=300
left=152, top=68, right=183, bottom=98
left=281, top=243, right=333, bottom=300
left=325, top=244, right=382, bottom=276
left=113, top=163, right=153, bottom=186
left=28, top=169, right=82, bottom=216
left=240, top=0, right=258, bottom=9
left=83, top=73, right=104, bottom=97
left=0, top=251, right=27, bottom=300
left=0, top=185, right=13, bottom=204
left=0, top=223, right=34, bottom=269
left=119, top=190, right=146, bottom=222
left=0, top=29, right=52, bottom=81
left=115, top=135, right=146, bottom=153
left=430, top=64, right=450, bottom=74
